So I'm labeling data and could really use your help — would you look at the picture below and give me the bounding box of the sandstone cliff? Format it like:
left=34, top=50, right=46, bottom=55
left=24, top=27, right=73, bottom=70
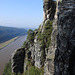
left=54, top=0, right=75, bottom=75
left=11, top=0, right=75, bottom=75
left=11, top=0, right=56, bottom=74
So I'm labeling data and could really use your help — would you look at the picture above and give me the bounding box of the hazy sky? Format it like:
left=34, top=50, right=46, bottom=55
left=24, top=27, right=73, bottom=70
left=0, top=0, right=43, bottom=29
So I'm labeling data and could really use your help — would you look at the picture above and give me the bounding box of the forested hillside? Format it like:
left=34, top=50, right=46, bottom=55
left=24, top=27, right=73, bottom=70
left=0, top=26, right=27, bottom=43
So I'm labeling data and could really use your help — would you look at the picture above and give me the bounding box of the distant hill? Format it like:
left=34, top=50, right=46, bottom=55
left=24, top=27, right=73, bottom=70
left=0, top=26, right=27, bottom=43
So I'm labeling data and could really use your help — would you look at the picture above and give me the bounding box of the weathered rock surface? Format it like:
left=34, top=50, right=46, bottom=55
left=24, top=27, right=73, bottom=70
left=24, top=0, right=56, bottom=70
left=44, top=8, right=57, bottom=75
left=11, top=0, right=75, bottom=75
left=24, top=0, right=57, bottom=74
left=44, top=0, right=57, bottom=75
left=43, top=0, right=56, bottom=21
left=34, top=35, right=42, bottom=68
left=26, top=35, right=42, bottom=68
left=54, top=0, right=75, bottom=75
left=44, top=19, right=57, bottom=75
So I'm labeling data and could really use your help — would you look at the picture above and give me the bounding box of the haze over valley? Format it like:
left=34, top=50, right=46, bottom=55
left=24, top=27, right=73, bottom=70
left=0, top=26, right=27, bottom=43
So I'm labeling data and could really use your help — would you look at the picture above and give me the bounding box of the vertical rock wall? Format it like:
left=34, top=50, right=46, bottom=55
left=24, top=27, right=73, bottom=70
left=11, top=48, right=25, bottom=74
left=34, top=35, right=42, bottom=68
left=54, top=0, right=75, bottom=75
left=43, top=0, right=56, bottom=22
left=44, top=0, right=57, bottom=75
left=11, top=0, right=75, bottom=75
left=32, top=0, right=56, bottom=69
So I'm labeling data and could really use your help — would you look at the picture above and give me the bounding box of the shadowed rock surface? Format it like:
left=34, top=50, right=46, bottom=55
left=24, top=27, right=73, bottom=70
left=43, top=0, right=56, bottom=21
left=11, top=0, right=75, bottom=75
left=11, top=48, right=25, bottom=74
left=54, top=0, right=75, bottom=75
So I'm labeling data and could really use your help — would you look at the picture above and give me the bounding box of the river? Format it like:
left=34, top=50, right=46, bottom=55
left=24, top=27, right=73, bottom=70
left=0, top=35, right=27, bottom=75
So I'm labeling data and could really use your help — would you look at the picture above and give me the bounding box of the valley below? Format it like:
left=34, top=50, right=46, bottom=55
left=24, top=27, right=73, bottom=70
left=0, top=36, right=18, bottom=50
left=0, top=35, right=27, bottom=75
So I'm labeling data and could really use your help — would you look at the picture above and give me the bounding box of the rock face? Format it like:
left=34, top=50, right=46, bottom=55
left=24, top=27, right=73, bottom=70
left=54, top=0, right=75, bottom=75
left=11, top=0, right=75, bottom=75
left=44, top=1, right=57, bottom=75
left=11, top=48, right=25, bottom=74
left=11, top=0, right=56, bottom=74
left=44, top=18, right=57, bottom=75
left=24, top=0, right=56, bottom=70
left=34, top=35, right=42, bottom=68
left=43, top=0, right=56, bottom=21
left=26, top=35, right=42, bottom=68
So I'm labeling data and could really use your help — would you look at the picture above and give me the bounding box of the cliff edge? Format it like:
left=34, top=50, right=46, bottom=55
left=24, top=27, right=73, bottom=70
left=11, top=0, right=75, bottom=75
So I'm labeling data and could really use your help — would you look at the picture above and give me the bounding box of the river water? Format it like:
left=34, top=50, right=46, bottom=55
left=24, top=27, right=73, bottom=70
left=0, top=35, right=27, bottom=75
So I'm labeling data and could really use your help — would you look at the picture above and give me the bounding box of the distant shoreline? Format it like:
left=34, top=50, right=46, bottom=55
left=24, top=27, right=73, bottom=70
left=0, top=36, right=19, bottom=50
left=0, top=35, right=27, bottom=75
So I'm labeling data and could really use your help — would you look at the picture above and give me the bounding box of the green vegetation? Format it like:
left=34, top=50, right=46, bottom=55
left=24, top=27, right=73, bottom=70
left=3, top=20, right=53, bottom=75
left=24, top=50, right=44, bottom=75
left=44, top=20, right=53, bottom=47
left=27, top=29, right=34, bottom=43
left=37, top=20, right=53, bottom=64
left=38, top=20, right=53, bottom=48
left=22, top=41, right=26, bottom=48
left=3, top=60, right=12, bottom=75
left=25, top=61, right=44, bottom=75
left=25, top=66, right=44, bottom=75
left=3, top=60, right=23, bottom=75
left=22, top=29, right=35, bottom=48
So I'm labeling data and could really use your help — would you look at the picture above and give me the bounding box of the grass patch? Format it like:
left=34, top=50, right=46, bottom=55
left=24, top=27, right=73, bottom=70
left=25, top=61, right=44, bottom=75
left=25, top=66, right=44, bottom=75
left=3, top=60, right=22, bottom=75
left=3, top=60, right=12, bottom=75
left=3, top=59, right=43, bottom=75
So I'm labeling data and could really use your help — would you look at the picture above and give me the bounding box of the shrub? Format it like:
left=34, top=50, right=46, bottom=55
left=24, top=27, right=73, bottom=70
left=27, top=29, right=34, bottom=44
left=44, top=20, right=53, bottom=47
left=25, top=61, right=44, bottom=75
left=37, top=20, right=53, bottom=65
left=3, top=60, right=22, bottom=75
left=38, top=20, right=53, bottom=48
left=3, top=60, right=12, bottom=75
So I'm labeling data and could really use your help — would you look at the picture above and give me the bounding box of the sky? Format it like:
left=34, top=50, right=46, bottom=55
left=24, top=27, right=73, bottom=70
left=0, top=0, right=43, bottom=29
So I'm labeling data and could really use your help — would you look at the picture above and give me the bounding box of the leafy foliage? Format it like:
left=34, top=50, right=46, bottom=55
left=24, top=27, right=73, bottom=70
left=38, top=20, right=53, bottom=48
left=27, top=29, right=34, bottom=43
left=44, top=20, right=53, bottom=47
left=22, top=29, right=35, bottom=48
left=37, top=20, right=53, bottom=64
left=3, top=60, right=23, bottom=75
left=3, top=60, right=11, bottom=75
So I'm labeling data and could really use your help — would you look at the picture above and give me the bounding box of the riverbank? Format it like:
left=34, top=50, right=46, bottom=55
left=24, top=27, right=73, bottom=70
left=0, top=35, right=27, bottom=75
left=0, top=36, right=19, bottom=50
